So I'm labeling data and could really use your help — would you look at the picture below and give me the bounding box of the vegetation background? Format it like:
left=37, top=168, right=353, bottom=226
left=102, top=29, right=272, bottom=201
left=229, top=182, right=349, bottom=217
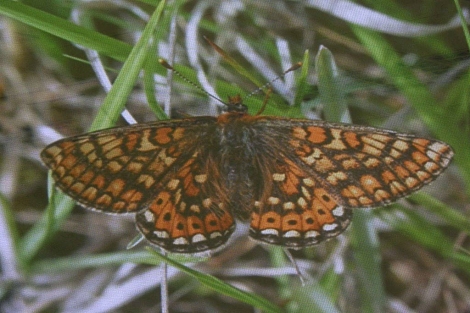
left=0, top=0, right=469, bottom=312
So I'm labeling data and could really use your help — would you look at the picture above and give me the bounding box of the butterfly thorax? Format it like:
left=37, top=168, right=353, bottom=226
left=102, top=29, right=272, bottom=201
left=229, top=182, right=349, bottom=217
left=212, top=111, right=265, bottom=220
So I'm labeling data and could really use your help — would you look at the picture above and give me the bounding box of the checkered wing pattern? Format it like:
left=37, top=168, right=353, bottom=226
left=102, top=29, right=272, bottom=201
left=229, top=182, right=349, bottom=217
left=41, top=113, right=453, bottom=253
left=41, top=117, right=235, bottom=253
left=246, top=118, right=453, bottom=248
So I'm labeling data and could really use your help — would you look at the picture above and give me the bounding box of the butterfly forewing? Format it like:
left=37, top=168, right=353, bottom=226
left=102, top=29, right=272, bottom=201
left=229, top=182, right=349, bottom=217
left=287, top=121, right=453, bottom=207
left=40, top=117, right=218, bottom=213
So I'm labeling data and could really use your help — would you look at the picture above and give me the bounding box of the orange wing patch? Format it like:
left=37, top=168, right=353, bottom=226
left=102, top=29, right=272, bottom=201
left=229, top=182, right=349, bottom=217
left=249, top=157, right=352, bottom=248
left=135, top=153, right=235, bottom=253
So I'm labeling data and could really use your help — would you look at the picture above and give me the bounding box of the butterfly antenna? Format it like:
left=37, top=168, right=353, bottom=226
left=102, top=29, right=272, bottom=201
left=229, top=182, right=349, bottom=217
left=159, top=59, right=226, bottom=106
left=255, top=88, right=272, bottom=116
left=245, top=62, right=302, bottom=100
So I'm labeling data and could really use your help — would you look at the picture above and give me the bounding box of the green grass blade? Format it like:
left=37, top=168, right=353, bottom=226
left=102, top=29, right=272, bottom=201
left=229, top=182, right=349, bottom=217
left=146, top=248, right=283, bottom=313
left=379, top=204, right=470, bottom=275
left=0, top=193, right=22, bottom=273
left=292, top=50, right=310, bottom=108
left=89, top=1, right=166, bottom=130
left=291, top=281, right=342, bottom=313
left=409, top=193, right=470, bottom=233
left=453, top=0, right=470, bottom=49
left=32, top=250, right=160, bottom=273
left=315, top=46, right=351, bottom=123
left=0, top=1, right=131, bottom=62
left=350, top=211, right=386, bottom=312
left=19, top=190, right=75, bottom=263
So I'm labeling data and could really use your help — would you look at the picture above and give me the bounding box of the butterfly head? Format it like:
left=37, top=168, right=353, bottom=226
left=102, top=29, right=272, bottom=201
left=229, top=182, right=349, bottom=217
left=225, top=95, right=248, bottom=113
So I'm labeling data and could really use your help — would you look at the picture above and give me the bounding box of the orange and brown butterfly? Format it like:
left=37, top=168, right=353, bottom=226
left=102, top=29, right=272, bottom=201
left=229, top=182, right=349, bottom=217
left=40, top=64, right=454, bottom=254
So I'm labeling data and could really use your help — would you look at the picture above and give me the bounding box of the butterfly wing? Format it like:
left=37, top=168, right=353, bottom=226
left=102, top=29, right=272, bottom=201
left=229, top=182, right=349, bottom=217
left=249, top=154, right=353, bottom=247
left=248, top=118, right=453, bottom=248
left=41, top=117, right=235, bottom=253
left=134, top=143, right=235, bottom=253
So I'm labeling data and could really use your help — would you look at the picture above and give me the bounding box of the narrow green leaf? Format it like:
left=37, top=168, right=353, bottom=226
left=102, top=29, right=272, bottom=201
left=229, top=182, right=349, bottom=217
left=350, top=211, right=386, bottom=312
left=292, top=281, right=342, bottom=313
left=315, top=46, right=351, bottom=123
left=292, top=50, right=310, bottom=108
left=147, top=248, right=283, bottom=313
left=0, top=1, right=131, bottom=62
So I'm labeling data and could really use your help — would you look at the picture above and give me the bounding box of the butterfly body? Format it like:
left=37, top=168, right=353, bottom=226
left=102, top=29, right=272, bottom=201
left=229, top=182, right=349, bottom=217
left=41, top=100, right=453, bottom=254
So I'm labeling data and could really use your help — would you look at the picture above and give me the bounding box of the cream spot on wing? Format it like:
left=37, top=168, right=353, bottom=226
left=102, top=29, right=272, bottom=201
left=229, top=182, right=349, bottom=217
left=195, top=174, right=207, bottom=183
left=322, top=223, right=338, bottom=232
left=284, top=230, right=301, bottom=238
left=155, top=230, right=169, bottom=238
left=173, top=237, right=188, bottom=245
left=273, top=173, right=286, bottom=182
left=393, top=140, right=409, bottom=151
left=260, top=228, right=279, bottom=236
left=303, top=178, right=315, bottom=187
left=283, top=202, right=295, bottom=210
left=305, top=230, right=320, bottom=238
left=144, top=210, right=155, bottom=222
left=190, top=205, right=200, bottom=213
left=202, top=198, right=212, bottom=208
left=210, top=232, right=222, bottom=239
left=268, top=197, right=280, bottom=205
left=167, top=179, right=180, bottom=190
left=192, top=234, right=206, bottom=243
left=332, top=206, right=344, bottom=217
left=297, top=197, right=307, bottom=209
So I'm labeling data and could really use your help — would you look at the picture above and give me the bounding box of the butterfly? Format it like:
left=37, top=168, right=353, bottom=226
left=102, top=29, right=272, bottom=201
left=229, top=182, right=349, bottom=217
left=40, top=93, right=454, bottom=254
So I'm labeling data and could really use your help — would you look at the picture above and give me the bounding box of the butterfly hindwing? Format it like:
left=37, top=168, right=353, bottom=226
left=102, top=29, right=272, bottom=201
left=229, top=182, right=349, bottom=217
left=249, top=155, right=353, bottom=248
left=135, top=148, right=235, bottom=253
